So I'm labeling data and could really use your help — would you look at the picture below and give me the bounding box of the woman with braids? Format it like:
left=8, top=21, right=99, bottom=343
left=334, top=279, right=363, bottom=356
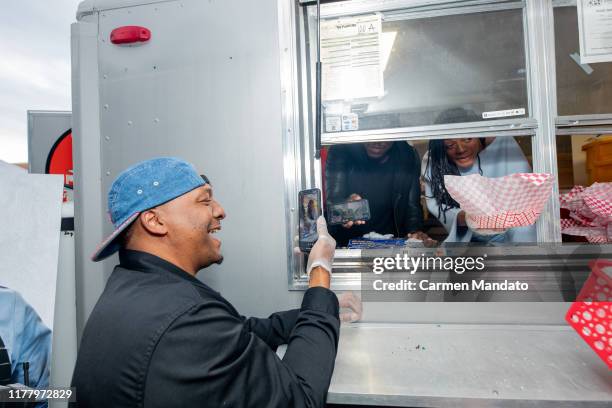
left=422, top=108, right=536, bottom=243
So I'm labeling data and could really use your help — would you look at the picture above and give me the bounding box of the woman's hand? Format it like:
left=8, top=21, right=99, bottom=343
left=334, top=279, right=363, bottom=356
left=342, top=194, right=367, bottom=229
left=407, top=231, right=438, bottom=247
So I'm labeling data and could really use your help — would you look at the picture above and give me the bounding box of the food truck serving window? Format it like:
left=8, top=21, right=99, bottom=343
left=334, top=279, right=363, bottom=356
left=552, top=2, right=612, bottom=245
left=280, top=0, right=611, bottom=288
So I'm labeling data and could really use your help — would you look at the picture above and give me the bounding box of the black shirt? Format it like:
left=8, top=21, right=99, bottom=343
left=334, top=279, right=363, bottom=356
left=325, top=142, right=424, bottom=247
left=348, top=155, right=396, bottom=238
left=71, top=250, right=340, bottom=407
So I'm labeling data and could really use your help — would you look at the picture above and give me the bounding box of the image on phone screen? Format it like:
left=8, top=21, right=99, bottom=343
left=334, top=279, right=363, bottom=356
left=299, top=189, right=321, bottom=251
left=328, top=199, right=371, bottom=225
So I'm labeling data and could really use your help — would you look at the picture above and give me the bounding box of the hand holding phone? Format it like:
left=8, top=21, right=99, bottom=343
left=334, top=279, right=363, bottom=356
left=298, top=188, right=322, bottom=252
left=328, top=195, right=371, bottom=227
left=305, top=216, right=336, bottom=279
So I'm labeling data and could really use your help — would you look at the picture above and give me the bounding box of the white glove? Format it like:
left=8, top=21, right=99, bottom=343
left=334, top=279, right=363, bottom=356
left=339, top=291, right=362, bottom=323
left=466, top=214, right=507, bottom=236
left=306, top=216, right=336, bottom=277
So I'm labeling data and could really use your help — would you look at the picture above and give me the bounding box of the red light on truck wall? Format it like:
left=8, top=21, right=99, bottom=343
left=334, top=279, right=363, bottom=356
left=110, top=26, right=151, bottom=45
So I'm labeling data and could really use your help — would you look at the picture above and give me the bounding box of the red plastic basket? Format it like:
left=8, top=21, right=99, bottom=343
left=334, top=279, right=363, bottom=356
left=565, top=260, right=612, bottom=369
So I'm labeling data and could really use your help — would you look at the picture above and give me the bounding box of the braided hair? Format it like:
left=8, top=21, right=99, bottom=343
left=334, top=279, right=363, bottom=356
left=425, top=108, right=485, bottom=223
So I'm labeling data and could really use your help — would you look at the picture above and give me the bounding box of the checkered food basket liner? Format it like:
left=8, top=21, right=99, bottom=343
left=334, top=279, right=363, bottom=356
left=560, top=183, right=612, bottom=242
left=444, top=173, right=553, bottom=229
left=566, top=260, right=612, bottom=369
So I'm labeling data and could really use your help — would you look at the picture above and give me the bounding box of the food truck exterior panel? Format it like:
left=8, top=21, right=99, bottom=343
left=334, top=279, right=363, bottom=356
left=73, top=0, right=307, bottom=330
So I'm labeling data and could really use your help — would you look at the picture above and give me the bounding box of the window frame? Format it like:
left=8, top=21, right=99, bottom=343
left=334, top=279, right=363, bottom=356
left=552, top=0, right=612, bottom=199
left=552, top=1, right=612, bottom=136
left=280, top=0, right=563, bottom=290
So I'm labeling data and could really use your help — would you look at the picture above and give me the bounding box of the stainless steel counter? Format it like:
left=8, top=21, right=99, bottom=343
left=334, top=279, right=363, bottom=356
left=326, top=323, right=612, bottom=407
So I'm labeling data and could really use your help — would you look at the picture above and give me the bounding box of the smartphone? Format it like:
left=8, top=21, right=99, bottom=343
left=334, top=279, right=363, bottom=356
left=298, top=188, right=322, bottom=252
left=327, top=199, right=371, bottom=226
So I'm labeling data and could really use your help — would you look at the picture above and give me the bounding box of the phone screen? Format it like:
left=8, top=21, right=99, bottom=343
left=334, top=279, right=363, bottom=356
left=328, top=199, right=371, bottom=225
left=299, top=189, right=322, bottom=251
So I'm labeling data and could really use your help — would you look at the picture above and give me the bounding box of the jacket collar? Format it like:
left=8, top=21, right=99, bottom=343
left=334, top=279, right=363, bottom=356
left=118, top=249, right=208, bottom=288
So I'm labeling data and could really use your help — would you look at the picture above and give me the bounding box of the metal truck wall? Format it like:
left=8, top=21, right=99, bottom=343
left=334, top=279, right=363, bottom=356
left=74, top=0, right=571, bottom=328
left=95, top=0, right=305, bottom=315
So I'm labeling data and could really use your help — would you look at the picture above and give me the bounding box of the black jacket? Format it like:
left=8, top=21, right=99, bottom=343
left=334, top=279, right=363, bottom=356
left=71, top=250, right=340, bottom=407
left=325, top=142, right=423, bottom=241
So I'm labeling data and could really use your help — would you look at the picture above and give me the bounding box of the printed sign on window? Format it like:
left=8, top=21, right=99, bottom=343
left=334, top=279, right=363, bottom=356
left=577, top=0, right=612, bottom=63
left=321, top=14, right=384, bottom=101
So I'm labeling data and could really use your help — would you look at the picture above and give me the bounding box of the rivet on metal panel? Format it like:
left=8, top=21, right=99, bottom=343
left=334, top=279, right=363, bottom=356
left=127, top=121, right=133, bottom=126
left=284, top=48, right=288, bottom=52
left=291, top=208, right=295, bottom=212
left=104, top=136, right=110, bottom=141
left=103, top=104, right=109, bottom=110
left=287, top=128, right=292, bottom=133
left=106, top=171, right=111, bottom=176
left=153, top=66, right=157, bottom=70
left=154, top=118, right=160, bottom=123
left=124, top=68, right=128, bottom=72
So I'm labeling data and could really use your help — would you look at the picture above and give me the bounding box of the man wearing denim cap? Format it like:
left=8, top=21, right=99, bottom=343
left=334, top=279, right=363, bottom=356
left=71, top=157, right=340, bottom=408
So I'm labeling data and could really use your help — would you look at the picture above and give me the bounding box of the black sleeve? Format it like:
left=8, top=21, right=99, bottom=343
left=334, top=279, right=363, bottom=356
left=325, top=145, right=350, bottom=206
left=144, top=287, right=340, bottom=408
left=402, top=146, right=424, bottom=234
left=244, top=309, right=300, bottom=349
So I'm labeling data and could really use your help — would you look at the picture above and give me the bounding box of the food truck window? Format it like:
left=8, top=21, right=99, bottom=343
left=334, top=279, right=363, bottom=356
left=322, top=136, right=533, bottom=247
left=282, top=1, right=582, bottom=286
left=554, top=5, right=612, bottom=116
left=552, top=2, right=612, bottom=244
left=555, top=132, right=612, bottom=244
left=304, top=4, right=529, bottom=133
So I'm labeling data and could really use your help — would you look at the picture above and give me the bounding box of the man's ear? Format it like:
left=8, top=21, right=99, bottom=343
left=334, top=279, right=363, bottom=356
left=138, top=209, right=167, bottom=236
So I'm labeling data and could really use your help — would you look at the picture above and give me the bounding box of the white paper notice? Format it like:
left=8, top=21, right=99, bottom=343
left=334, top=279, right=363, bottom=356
left=0, top=168, right=63, bottom=329
left=577, top=0, right=612, bottom=63
left=482, top=108, right=525, bottom=119
left=321, top=14, right=384, bottom=101
left=326, top=116, right=342, bottom=132
left=341, top=113, right=359, bottom=131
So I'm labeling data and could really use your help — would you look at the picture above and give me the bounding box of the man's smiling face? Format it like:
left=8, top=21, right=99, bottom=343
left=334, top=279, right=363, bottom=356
left=161, top=184, right=226, bottom=270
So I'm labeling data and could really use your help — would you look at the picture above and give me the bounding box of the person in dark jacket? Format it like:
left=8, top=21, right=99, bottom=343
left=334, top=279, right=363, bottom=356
left=325, top=141, right=435, bottom=246
left=71, top=157, right=340, bottom=408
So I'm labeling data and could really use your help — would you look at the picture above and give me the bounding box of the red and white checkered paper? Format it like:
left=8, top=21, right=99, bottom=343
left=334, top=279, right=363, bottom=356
left=560, top=183, right=612, bottom=243
left=444, top=173, right=553, bottom=229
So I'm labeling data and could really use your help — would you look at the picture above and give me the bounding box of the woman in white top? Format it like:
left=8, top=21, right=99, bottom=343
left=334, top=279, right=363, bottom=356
left=422, top=108, right=536, bottom=243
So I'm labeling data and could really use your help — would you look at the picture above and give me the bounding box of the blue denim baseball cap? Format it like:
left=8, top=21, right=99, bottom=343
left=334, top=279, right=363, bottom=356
left=92, top=157, right=206, bottom=261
